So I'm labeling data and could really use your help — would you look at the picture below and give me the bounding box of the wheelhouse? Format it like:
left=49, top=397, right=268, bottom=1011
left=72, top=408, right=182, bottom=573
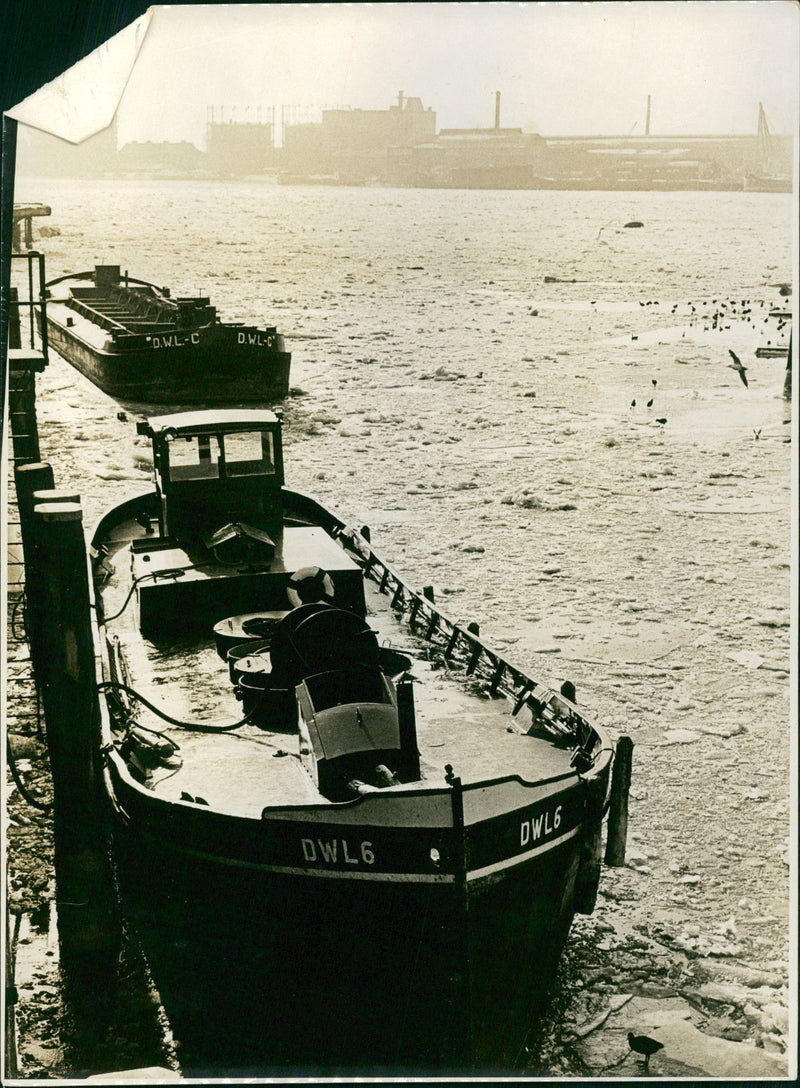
left=137, top=410, right=285, bottom=542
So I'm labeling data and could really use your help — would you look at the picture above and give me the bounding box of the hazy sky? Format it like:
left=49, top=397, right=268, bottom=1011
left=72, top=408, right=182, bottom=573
left=115, top=2, right=799, bottom=146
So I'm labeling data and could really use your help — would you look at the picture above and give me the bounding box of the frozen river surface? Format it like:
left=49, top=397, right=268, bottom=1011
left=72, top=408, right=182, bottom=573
left=9, top=177, right=794, bottom=1077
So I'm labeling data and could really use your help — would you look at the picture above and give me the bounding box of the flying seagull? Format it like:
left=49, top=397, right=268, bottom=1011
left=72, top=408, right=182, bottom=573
left=628, top=1031, right=664, bottom=1072
left=728, top=349, right=749, bottom=388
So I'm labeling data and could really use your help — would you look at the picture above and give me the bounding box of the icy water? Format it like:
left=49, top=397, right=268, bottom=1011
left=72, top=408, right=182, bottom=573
left=8, top=177, right=795, bottom=1078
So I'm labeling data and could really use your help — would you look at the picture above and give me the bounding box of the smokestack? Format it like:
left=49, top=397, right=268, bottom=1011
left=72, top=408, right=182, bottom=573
left=494, top=91, right=501, bottom=130
left=645, top=94, right=651, bottom=136
left=398, top=90, right=404, bottom=109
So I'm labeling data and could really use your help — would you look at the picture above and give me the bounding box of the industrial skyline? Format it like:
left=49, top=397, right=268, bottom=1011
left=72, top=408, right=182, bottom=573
left=109, top=3, right=798, bottom=149
left=195, top=92, right=790, bottom=152
left=16, top=88, right=792, bottom=193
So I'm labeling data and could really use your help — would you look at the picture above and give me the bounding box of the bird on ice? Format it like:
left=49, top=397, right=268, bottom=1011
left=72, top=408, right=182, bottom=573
left=727, top=349, right=749, bottom=388
left=627, top=1031, right=664, bottom=1071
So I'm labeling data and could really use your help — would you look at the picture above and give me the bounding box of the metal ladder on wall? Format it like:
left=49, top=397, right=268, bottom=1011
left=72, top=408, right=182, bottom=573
left=6, top=250, right=48, bottom=593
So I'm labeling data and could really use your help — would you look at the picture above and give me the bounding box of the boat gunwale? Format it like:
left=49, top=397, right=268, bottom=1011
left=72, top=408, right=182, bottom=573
left=44, top=308, right=284, bottom=353
left=100, top=753, right=592, bottom=885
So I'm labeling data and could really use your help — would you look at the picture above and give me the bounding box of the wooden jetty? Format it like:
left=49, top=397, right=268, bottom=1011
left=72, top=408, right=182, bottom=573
left=11, top=204, right=51, bottom=253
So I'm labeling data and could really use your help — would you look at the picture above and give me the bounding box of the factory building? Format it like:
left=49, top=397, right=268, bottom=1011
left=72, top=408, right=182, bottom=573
left=206, top=108, right=277, bottom=177
left=281, top=92, right=436, bottom=182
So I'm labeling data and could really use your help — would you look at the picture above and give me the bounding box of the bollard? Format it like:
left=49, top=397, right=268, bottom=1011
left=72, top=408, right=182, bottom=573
left=604, top=735, right=633, bottom=866
left=27, top=501, right=120, bottom=1022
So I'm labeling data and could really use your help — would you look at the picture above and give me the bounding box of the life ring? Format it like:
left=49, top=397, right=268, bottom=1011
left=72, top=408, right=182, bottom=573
left=286, top=566, right=335, bottom=608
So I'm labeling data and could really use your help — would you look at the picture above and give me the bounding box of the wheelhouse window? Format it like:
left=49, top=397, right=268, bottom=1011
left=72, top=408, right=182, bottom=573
left=224, top=430, right=276, bottom=477
left=167, top=433, right=221, bottom=480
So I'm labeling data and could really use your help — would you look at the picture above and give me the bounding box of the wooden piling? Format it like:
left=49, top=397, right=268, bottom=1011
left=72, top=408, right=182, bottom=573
left=8, top=286, right=21, bottom=348
left=604, top=735, right=633, bottom=866
left=4, top=907, right=19, bottom=1079
left=32, top=488, right=81, bottom=506
left=14, top=462, right=54, bottom=526
left=783, top=330, right=792, bottom=401
left=574, top=822, right=603, bottom=914
left=14, top=463, right=55, bottom=667
left=27, top=500, right=120, bottom=1013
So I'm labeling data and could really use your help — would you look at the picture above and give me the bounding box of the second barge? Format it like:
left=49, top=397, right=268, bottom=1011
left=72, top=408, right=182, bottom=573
left=40, top=265, right=291, bottom=407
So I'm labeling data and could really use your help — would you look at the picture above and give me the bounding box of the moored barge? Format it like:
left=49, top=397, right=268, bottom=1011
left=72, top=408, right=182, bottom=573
left=40, top=265, right=291, bottom=406
left=83, top=409, right=614, bottom=1073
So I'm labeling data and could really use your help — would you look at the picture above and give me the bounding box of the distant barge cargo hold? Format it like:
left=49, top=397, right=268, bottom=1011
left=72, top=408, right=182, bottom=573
left=41, top=265, right=291, bottom=406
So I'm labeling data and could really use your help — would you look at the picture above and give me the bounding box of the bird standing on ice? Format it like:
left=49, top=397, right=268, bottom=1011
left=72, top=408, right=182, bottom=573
left=627, top=1031, right=664, bottom=1071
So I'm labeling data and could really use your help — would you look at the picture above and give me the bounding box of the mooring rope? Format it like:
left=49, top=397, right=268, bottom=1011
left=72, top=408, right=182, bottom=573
left=96, top=680, right=263, bottom=732
left=5, top=736, right=52, bottom=812
left=97, top=566, right=195, bottom=624
left=10, top=592, right=27, bottom=642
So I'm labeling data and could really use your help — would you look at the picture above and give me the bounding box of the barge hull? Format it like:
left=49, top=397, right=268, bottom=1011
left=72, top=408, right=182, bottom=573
left=109, top=807, right=583, bottom=1073
left=45, top=320, right=291, bottom=405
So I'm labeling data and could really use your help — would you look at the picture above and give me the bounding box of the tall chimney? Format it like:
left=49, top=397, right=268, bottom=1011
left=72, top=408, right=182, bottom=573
left=645, top=94, right=651, bottom=136
left=494, top=90, right=501, bottom=130
left=398, top=90, right=404, bottom=109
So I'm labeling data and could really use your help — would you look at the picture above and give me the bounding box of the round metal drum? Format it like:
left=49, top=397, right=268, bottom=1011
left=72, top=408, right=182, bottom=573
left=213, top=610, right=287, bottom=660
left=226, top=639, right=271, bottom=683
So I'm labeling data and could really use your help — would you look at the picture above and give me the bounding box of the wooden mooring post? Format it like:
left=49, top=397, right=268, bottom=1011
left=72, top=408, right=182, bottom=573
left=783, top=330, right=792, bottom=401
left=25, top=499, right=120, bottom=1022
left=13, top=463, right=55, bottom=661
left=604, top=735, right=633, bottom=867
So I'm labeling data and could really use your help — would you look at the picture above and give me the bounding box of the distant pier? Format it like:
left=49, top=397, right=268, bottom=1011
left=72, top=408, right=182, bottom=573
left=12, top=204, right=51, bottom=252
